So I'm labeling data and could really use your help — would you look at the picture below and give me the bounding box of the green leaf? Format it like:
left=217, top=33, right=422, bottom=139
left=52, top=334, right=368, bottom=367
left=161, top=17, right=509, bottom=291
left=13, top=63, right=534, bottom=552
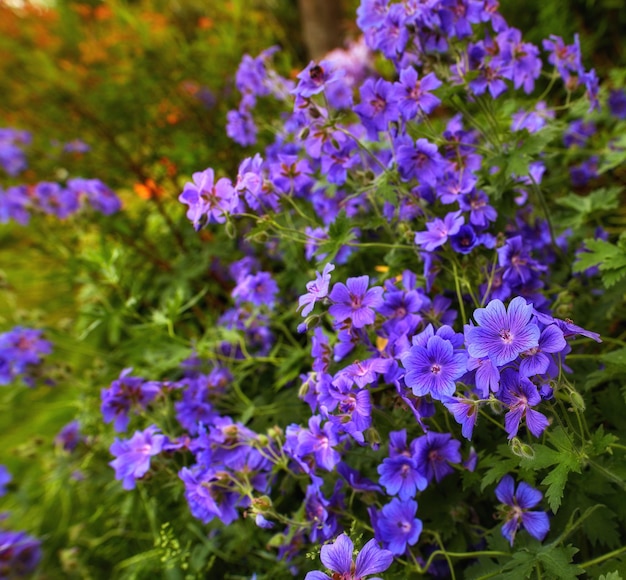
left=542, top=464, right=571, bottom=512
left=480, top=452, right=520, bottom=491
left=556, top=187, right=621, bottom=228
left=599, top=572, right=624, bottom=580
left=536, top=545, right=583, bottom=579
left=588, top=425, right=619, bottom=456
left=582, top=505, right=621, bottom=549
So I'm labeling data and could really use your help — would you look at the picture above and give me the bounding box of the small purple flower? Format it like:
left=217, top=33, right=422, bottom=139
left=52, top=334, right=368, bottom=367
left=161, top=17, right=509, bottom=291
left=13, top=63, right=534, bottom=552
left=0, top=530, right=41, bottom=577
left=495, top=475, right=550, bottom=545
left=299, top=263, right=335, bottom=317
left=292, top=60, right=345, bottom=99
left=414, top=210, right=464, bottom=252
left=371, top=498, right=422, bottom=556
left=402, top=335, right=467, bottom=400
left=413, top=432, right=461, bottom=485
left=55, top=420, right=84, bottom=452
left=499, top=372, right=549, bottom=439
left=392, top=67, right=442, bottom=120
left=519, top=324, right=566, bottom=377
left=378, top=453, right=427, bottom=499
left=109, top=425, right=165, bottom=490
left=232, top=271, right=279, bottom=309
left=329, top=276, right=384, bottom=328
left=305, top=533, right=393, bottom=580
left=101, top=368, right=162, bottom=432
left=465, top=297, right=540, bottom=367
left=178, top=168, right=237, bottom=229
left=608, top=88, right=626, bottom=119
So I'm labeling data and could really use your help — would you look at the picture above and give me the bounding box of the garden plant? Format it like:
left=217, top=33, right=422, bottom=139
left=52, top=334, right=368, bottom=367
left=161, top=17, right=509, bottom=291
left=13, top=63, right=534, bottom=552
left=2, top=0, right=626, bottom=579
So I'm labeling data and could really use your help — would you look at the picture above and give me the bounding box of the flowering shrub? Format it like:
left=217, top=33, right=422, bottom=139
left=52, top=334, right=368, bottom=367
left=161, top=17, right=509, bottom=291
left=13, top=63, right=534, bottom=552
left=2, top=0, right=626, bottom=578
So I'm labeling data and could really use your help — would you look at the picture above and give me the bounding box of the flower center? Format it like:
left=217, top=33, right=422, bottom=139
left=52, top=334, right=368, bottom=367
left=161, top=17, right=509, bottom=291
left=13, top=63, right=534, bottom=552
left=499, top=329, right=514, bottom=344
left=431, top=363, right=442, bottom=375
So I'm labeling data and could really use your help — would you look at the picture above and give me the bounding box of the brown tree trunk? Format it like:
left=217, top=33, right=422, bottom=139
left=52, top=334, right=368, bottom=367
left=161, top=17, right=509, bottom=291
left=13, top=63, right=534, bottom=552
left=297, top=0, right=345, bottom=61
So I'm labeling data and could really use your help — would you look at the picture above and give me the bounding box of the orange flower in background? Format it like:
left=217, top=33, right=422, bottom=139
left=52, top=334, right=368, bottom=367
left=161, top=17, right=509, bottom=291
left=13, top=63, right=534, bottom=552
left=133, top=179, right=163, bottom=200
left=198, top=17, right=213, bottom=30
left=160, top=158, right=178, bottom=178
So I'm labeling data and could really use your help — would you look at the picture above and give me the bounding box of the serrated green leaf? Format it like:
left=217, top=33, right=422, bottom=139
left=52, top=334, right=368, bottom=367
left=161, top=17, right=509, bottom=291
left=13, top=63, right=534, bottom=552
left=588, top=425, right=619, bottom=456
left=582, top=505, right=621, bottom=549
left=602, top=267, right=626, bottom=288
left=480, top=455, right=520, bottom=491
left=542, top=464, right=570, bottom=512
left=599, top=571, right=624, bottom=580
left=497, top=550, right=537, bottom=579
left=536, top=545, right=583, bottom=579
left=573, top=238, right=621, bottom=273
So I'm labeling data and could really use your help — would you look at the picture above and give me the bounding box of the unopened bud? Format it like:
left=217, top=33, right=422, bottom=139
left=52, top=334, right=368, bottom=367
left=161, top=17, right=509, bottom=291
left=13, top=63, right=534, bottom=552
left=568, top=390, right=586, bottom=411
left=510, top=437, right=535, bottom=459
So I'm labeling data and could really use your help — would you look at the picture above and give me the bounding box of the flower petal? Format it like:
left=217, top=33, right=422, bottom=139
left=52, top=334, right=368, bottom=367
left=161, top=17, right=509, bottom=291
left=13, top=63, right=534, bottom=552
left=355, top=538, right=393, bottom=577
left=320, top=533, right=353, bottom=574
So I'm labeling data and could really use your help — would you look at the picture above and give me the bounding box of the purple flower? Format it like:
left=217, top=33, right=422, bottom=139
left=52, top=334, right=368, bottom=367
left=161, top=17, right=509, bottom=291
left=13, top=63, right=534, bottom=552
left=495, top=475, right=550, bottom=545
left=392, top=68, right=442, bottom=121
left=232, top=271, right=279, bottom=308
left=0, top=326, right=52, bottom=386
left=444, top=395, right=480, bottom=440
left=296, top=415, right=341, bottom=471
left=402, top=335, right=467, bottom=400
left=292, top=60, right=345, bottom=99
left=179, top=465, right=240, bottom=525
left=499, top=371, right=549, bottom=439
left=608, top=89, right=626, bottom=119
left=0, top=530, right=41, bottom=577
left=519, top=324, right=566, bottom=377
left=109, top=426, right=165, bottom=490
left=178, top=168, right=237, bottom=229
left=305, top=533, right=393, bottom=580
left=378, top=455, right=427, bottom=499
left=34, top=181, right=80, bottom=218
left=371, top=498, right=422, bottom=556
left=226, top=108, right=258, bottom=146
left=396, top=137, right=446, bottom=184
left=299, top=263, right=335, bottom=317
left=414, top=211, right=464, bottom=252
left=329, top=276, right=384, bottom=328
left=465, top=297, right=540, bottom=367
left=413, top=432, right=461, bottom=484
left=55, top=420, right=84, bottom=452
left=101, top=369, right=162, bottom=432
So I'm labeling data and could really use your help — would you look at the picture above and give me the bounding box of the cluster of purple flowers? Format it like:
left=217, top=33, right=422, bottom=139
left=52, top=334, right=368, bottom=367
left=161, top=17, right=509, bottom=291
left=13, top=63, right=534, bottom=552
left=0, top=327, right=52, bottom=387
left=0, top=178, right=121, bottom=225
left=163, top=0, right=615, bottom=571
left=0, top=128, right=30, bottom=177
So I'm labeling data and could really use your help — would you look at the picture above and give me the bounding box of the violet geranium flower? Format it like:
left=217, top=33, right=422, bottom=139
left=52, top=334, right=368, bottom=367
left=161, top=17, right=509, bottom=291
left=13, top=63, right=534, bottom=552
left=305, top=533, right=393, bottom=580
left=109, top=425, right=166, bottom=490
left=299, top=263, right=335, bottom=317
left=329, top=276, right=384, bottom=328
left=414, top=210, right=464, bottom=252
left=495, top=475, right=550, bottom=546
left=465, top=297, right=540, bottom=367
left=402, top=335, right=467, bottom=400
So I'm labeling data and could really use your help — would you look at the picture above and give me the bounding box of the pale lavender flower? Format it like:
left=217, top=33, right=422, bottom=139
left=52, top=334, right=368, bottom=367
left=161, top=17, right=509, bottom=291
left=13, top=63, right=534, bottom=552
left=465, top=297, right=540, bottom=367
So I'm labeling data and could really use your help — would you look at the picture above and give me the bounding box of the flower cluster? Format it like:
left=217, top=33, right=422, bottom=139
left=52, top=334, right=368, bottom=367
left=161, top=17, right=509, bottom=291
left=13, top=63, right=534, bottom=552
left=101, top=0, right=619, bottom=575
